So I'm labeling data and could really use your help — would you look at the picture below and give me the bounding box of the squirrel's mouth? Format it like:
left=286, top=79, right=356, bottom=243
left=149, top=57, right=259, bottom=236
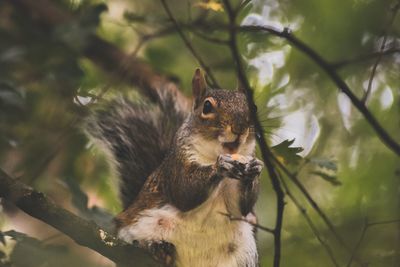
left=222, top=139, right=240, bottom=154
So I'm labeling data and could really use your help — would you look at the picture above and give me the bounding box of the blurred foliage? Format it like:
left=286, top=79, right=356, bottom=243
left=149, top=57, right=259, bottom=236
left=0, top=0, right=399, bottom=266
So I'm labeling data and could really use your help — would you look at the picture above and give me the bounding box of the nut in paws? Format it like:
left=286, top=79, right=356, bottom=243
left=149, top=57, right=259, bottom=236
left=217, top=154, right=263, bottom=181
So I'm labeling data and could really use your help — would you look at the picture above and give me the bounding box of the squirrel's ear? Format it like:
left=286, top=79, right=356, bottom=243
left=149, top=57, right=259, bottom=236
left=192, top=68, right=207, bottom=109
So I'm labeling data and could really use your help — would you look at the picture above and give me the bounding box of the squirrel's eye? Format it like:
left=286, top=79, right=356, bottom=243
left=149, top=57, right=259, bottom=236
left=202, top=100, right=213, bottom=114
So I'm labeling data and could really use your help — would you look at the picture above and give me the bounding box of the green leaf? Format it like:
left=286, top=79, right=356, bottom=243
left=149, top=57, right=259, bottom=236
left=311, top=171, right=342, bottom=186
left=271, top=139, right=304, bottom=165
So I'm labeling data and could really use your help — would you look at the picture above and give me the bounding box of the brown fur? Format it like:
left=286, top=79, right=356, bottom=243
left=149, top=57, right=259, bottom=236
left=91, top=69, right=262, bottom=266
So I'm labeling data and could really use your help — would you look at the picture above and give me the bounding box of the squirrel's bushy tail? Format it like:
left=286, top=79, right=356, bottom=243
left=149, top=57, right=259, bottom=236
left=86, top=86, right=190, bottom=208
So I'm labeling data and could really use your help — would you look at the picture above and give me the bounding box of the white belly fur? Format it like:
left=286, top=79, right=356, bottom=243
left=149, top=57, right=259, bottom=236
left=118, top=179, right=258, bottom=267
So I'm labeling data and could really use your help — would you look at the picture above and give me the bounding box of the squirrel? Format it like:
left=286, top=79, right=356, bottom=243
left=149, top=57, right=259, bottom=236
left=86, top=69, right=263, bottom=267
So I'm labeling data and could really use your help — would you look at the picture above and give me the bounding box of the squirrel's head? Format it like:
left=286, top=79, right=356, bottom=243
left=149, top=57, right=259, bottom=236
left=188, top=69, right=255, bottom=158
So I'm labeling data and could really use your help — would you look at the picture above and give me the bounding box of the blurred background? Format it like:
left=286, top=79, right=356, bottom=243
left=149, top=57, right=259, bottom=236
left=0, top=0, right=399, bottom=266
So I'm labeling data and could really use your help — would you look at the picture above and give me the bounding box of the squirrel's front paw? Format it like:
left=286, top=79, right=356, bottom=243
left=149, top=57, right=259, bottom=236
left=147, top=240, right=176, bottom=266
left=217, top=154, right=263, bottom=181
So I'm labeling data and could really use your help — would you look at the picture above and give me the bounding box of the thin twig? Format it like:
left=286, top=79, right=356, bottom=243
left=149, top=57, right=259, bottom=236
left=331, top=47, right=400, bottom=69
left=346, top=218, right=400, bottom=267
left=362, top=1, right=400, bottom=103
left=130, top=27, right=176, bottom=57
left=219, top=212, right=275, bottom=234
left=368, top=219, right=400, bottom=227
left=190, top=29, right=229, bottom=45
left=117, top=16, right=229, bottom=47
left=160, top=0, right=221, bottom=89
left=222, top=1, right=285, bottom=267
left=346, top=218, right=369, bottom=267
left=278, top=172, right=340, bottom=267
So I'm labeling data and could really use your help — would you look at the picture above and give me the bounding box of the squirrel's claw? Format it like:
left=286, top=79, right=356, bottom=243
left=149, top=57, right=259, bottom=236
left=245, top=158, right=264, bottom=176
left=147, top=240, right=176, bottom=266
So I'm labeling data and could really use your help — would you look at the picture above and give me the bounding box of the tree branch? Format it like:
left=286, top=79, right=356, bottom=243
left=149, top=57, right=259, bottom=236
left=0, top=169, right=157, bottom=267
